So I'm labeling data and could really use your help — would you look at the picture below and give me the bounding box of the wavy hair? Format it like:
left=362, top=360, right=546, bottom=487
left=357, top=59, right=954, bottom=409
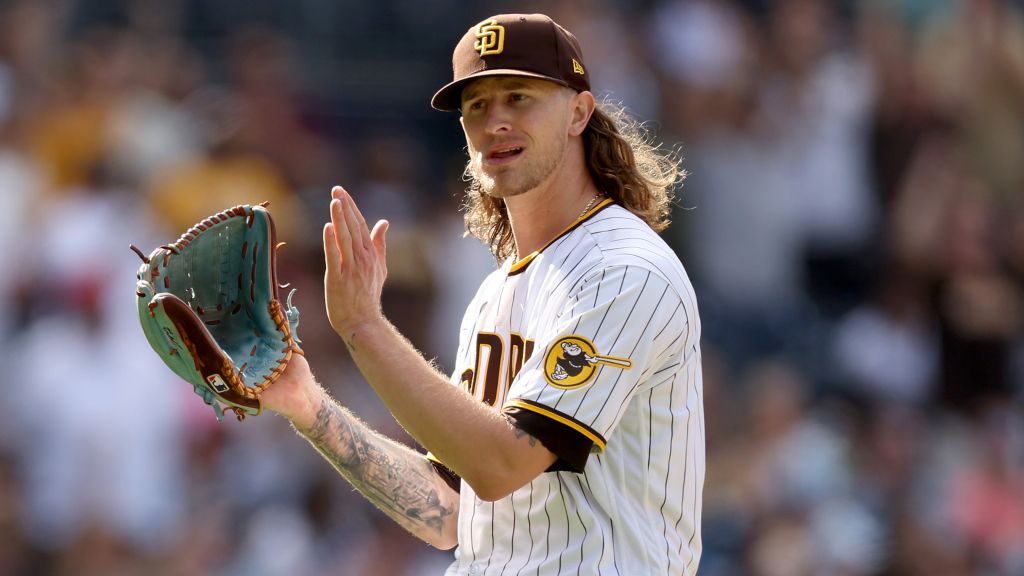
left=462, top=100, right=685, bottom=261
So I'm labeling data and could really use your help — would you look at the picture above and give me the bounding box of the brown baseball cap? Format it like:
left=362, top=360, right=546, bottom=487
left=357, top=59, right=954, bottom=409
left=431, top=13, right=591, bottom=112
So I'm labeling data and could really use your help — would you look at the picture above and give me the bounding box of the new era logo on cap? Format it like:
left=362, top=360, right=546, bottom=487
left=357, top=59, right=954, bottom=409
left=474, top=20, right=504, bottom=56
left=431, top=13, right=591, bottom=111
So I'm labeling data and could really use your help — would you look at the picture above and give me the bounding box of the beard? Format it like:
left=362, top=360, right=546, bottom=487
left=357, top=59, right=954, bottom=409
left=465, top=132, right=568, bottom=199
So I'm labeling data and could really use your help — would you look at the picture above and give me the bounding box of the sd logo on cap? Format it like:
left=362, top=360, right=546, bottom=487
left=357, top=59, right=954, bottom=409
left=432, top=13, right=591, bottom=111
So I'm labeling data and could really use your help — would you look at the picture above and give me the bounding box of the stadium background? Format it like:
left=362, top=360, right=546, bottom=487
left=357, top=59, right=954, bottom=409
left=0, top=0, right=1022, bottom=574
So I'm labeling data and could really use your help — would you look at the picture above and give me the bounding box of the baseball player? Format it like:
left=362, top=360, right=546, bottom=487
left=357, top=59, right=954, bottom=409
left=262, top=13, right=704, bottom=575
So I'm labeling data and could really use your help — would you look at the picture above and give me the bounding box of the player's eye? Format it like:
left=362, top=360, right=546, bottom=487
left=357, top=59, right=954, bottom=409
left=509, top=93, right=528, bottom=103
left=464, top=100, right=485, bottom=113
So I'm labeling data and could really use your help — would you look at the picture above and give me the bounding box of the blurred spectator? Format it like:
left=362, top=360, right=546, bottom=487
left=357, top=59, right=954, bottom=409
left=760, top=0, right=879, bottom=320
left=425, top=167, right=498, bottom=373
left=103, top=33, right=205, bottom=191
left=648, top=0, right=752, bottom=141
left=737, top=359, right=851, bottom=516
left=8, top=183, right=188, bottom=565
left=146, top=100, right=304, bottom=239
left=552, top=0, right=661, bottom=119
left=916, top=0, right=1024, bottom=205
left=831, top=263, right=938, bottom=405
left=0, top=454, right=28, bottom=575
left=674, top=10, right=810, bottom=369
left=22, top=28, right=119, bottom=194
left=225, top=25, right=341, bottom=197
left=934, top=188, right=1022, bottom=414
left=949, top=406, right=1024, bottom=574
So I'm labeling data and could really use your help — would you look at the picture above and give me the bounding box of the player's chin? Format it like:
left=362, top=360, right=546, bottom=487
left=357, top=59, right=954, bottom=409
left=484, top=172, right=535, bottom=199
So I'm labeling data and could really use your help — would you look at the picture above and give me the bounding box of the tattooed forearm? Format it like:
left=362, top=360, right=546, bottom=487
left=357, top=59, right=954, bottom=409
left=299, top=398, right=455, bottom=540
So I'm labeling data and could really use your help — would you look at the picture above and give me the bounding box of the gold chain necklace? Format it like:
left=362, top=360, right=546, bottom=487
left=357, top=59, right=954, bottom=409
left=577, top=195, right=604, bottom=220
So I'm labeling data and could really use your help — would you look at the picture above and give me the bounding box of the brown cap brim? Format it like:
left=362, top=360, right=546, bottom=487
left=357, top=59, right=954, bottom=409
left=431, top=69, right=575, bottom=112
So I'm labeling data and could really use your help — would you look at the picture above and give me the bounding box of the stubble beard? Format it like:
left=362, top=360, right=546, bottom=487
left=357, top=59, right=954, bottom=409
left=466, top=134, right=568, bottom=200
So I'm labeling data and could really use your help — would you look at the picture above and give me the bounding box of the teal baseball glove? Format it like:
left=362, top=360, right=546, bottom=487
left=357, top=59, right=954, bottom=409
left=132, top=203, right=302, bottom=421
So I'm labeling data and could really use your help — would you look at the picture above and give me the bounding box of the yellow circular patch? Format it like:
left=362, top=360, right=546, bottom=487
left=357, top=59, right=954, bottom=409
left=544, top=336, right=599, bottom=389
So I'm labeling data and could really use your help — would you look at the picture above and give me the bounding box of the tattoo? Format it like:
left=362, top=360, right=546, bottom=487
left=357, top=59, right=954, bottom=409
left=510, top=419, right=539, bottom=448
left=308, top=401, right=333, bottom=440
left=303, top=398, right=454, bottom=538
left=344, top=332, right=357, bottom=353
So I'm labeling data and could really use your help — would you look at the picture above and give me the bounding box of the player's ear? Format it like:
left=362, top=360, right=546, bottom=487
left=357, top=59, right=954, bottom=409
left=568, top=90, right=595, bottom=137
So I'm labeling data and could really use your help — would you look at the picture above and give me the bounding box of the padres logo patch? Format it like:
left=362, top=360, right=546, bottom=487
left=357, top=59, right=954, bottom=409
left=474, top=19, right=505, bottom=56
left=544, top=335, right=632, bottom=389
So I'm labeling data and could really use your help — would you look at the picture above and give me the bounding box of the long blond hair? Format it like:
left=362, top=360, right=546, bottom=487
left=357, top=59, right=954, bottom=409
left=462, top=100, right=684, bottom=260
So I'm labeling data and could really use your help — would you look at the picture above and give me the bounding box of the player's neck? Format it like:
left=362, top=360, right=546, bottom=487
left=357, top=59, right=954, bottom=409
left=505, top=165, right=601, bottom=261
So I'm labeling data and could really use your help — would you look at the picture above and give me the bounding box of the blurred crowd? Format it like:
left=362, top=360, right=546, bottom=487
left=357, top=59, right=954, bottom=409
left=0, top=0, right=1021, bottom=574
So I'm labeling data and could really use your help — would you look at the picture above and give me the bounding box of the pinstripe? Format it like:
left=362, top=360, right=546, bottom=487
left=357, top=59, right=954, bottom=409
left=550, top=267, right=621, bottom=411
left=578, top=471, right=607, bottom=572
left=653, top=362, right=682, bottom=376
left=589, top=268, right=626, bottom=338
left=541, top=229, right=590, bottom=281
left=646, top=386, right=654, bottom=472
left=515, top=482, right=537, bottom=575
left=584, top=215, right=644, bottom=229
left=608, top=279, right=673, bottom=402
left=541, top=479, right=553, bottom=572
left=570, top=347, right=627, bottom=425
left=555, top=474, right=568, bottom=574
left=503, top=280, right=522, bottom=406
left=466, top=496, right=477, bottom=565
left=607, top=370, right=679, bottom=433
left=527, top=266, right=602, bottom=405
left=684, top=358, right=704, bottom=573
left=660, top=375, right=682, bottom=570
left=547, top=244, right=600, bottom=299
left=498, top=489, right=517, bottom=575
left=660, top=330, right=686, bottom=360
left=673, top=375, right=691, bottom=564
left=508, top=276, right=520, bottom=332
left=646, top=387, right=660, bottom=572
left=571, top=269, right=652, bottom=422
left=570, top=474, right=589, bottom=576
left=557, top=270, right=599, bottom=321
left=653, top=301, right=683, bottom=341
left=593, top=454, right=619, bottom=575
left=601, top=236, right=669, bottom=253
left=604, top=460, right=620, bottom=575
left=482, top=501, right=495, bottom=574
left=679, top=359, right=700, bottom=573
left=600, top=249, right=674, bottom=275
left=644, top=282, right=671, bottom=339
left=561, top=268, right=639, bottom=413
left=559, top=264, right=602, bottom=311
left=590, top=227, right=646, bottom=236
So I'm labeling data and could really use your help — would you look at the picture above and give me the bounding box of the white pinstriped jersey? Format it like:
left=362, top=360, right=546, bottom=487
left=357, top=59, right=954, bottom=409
left=438, top=200, right=704, bottom=575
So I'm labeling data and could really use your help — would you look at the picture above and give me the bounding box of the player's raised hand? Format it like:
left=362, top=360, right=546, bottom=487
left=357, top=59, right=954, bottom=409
left=323, top=186, right=389, bottom=340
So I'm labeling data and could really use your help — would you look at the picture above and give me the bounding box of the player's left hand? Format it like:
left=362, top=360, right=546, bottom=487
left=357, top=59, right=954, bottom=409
left=323, top=186, right=389, bottom=339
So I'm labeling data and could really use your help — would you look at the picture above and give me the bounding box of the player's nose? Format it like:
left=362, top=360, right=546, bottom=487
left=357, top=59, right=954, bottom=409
left=483, top=103, right=513, bottom=134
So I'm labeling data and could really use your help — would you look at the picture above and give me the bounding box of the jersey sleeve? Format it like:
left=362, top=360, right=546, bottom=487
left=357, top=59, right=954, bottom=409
left=426, top=452, right=461, bottom=493
left=502, top=265, right=692, bottom=472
